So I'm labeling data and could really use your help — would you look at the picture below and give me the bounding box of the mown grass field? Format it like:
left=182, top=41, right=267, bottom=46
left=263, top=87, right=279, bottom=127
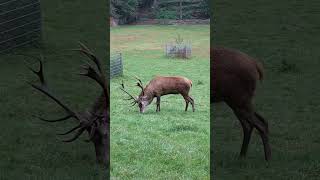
left=212, top=0, right=320, bottom=179
left=0, top=1, right=108, bottom=179
left=110, top=25, right=210, bottom=179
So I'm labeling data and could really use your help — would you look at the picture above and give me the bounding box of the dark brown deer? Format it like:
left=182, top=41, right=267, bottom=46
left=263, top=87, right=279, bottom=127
left=121, top=76, right=195, bottom=113
left=27, top=43, right=109, bottom=167
left=211, top=47, right=271, bottom=161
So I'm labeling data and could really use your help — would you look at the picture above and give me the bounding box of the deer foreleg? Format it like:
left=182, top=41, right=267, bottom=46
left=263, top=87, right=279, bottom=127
left=239, top=120, right=253, bottom=157
left=156, top=96, right=161, bottom=112
left=189, top=96, right=195, bottom=112
left=185, top=100, right=189, bottom=111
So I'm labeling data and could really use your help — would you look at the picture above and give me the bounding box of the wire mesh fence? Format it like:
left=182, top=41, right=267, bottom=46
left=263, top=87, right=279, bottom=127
left=110, top=52, right=123, bottom=78
left=165, top=43, right=192, bottom=59
left=0, top=0, right=42, bottom=53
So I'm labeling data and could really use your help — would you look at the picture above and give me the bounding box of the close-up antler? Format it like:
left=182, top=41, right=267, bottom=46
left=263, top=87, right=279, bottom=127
left=28, top=42, right=109, bottom=167
left=27, top=57, right=89, bottom=142
left=120, top=80, right=138, bottom=106
left=74, top=42, right=109, bottom=102
left=134, top=75, right=144, bottom=95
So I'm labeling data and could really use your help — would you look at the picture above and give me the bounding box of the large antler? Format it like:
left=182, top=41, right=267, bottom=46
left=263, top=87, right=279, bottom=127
left=27, top=57, right=89, bottom=142
left=134, top=75, right=144, bottom=95
left=74, top=42, right=109, bottom=102
left=120, top=80, right=138, bottom=106
left=28, top=43, right=109, bottom=166
left=73, top=42, right=109, bottom=136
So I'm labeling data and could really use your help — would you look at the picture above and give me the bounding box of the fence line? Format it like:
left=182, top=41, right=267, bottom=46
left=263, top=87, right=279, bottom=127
left=165, top=43, right=192, bottom=59
left=0, top=0, right=41, bottom=53
left=110, top=52, right=123, bottom=78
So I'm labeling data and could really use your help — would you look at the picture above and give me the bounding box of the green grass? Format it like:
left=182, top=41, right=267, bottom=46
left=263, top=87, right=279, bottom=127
left=110, top=25, right=210, bottom=179
left=212, top=0, right=320, bottom=179
left=0, top=1, right=108, bottom=179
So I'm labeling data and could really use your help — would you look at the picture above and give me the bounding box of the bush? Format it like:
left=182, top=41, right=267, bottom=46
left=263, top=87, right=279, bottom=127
left=155, top=9, right=177, bottom=19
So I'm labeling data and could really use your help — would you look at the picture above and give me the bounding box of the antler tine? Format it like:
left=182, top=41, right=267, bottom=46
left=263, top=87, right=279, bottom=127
left=121, top=80, right=125, bottom=89
left=62, top=127, right=87, bottom=142
left=28, top=58, right=79, bottom=121
left=75, top=41, right=102, bottom=73
left=36, top=115, right=73, bottom=122
left=133, top=75, right=143, bottom=87
left=120, top=86, right=137, bottom=102
left=119, top=81, right=138, bottom=107
left=84, top=123, right=97, bottom=142
left=74, top=42, right=109, bottom=105
left=62, top=111, right=103, bottom=143
left=26, top=57, right=46, bottom=86
left=136, top=82, right=144, bottom=95
left=57, top=124, right=82, bottom=135
left=133, top=75, right=144, bottom=95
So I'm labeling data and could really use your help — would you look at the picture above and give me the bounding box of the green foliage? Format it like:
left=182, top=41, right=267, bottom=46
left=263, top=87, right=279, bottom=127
left=155, top=9, right=177, bottom=19
left=110, top=0, right=139, bottom=24
left=157, top=0, right=209, bottom=19
left=174, top=33, right=184, bottom=44
left=111, top=0, right=210, bottom=23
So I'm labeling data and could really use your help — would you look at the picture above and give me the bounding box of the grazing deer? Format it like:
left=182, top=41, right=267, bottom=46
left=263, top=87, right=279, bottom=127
left=211, top=47, right=271, bottom=161
left=120, top=76, right=195, bottom=113
left=27, top=43, right=109, bottom=166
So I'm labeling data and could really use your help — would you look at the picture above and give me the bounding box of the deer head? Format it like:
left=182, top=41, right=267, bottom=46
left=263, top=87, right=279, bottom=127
left=120, top=76, right=151, bottom=113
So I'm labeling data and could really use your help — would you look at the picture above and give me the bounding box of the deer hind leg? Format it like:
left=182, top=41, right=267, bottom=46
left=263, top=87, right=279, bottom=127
left=183, top=95, right=195, bottom=112
left=182, top=94, right=189, bottom=111
left=188, top=96, right=195, bottom=112
left=185, top=100, right=189, bottom=111
left=253, top=112, right=271, bottom=161
left=240, top=110, right=271, bottom=161
left=156, top=96, right=161, bottom=112
left=231, top=107, right=253, bottom=158
left=228, top=99, right=270, bottom=160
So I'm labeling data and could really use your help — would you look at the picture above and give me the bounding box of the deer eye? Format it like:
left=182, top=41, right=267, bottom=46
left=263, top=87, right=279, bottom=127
left=138, top=103, right=142, bottom=108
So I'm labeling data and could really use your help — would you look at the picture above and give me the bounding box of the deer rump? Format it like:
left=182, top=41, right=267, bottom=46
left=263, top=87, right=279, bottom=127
left=211, top=47, right=271, bottom=161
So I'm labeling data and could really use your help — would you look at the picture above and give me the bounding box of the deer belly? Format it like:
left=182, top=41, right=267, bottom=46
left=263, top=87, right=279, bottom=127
left=160, top=90, right=180, bottom=96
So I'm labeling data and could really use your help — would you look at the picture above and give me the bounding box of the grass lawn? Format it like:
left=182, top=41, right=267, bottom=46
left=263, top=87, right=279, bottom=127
left=0, top=1, right=108, bottom=179
left=212, top=0, right=320, bottom=179
left=110, top=25, right=210, bottom=179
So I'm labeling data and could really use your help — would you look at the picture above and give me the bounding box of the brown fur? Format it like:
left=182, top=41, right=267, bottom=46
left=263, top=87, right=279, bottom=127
left=143, top=76, right=192, bottom=96
left=211, top=47, right=271, bottom=161
left=138, top=76, right=195, bottom=113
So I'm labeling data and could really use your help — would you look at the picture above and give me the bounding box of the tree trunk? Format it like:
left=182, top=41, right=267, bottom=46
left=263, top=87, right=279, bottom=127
left=153, top=0, right=158, bottom=8
left=179, top=0, right=182, bottom=20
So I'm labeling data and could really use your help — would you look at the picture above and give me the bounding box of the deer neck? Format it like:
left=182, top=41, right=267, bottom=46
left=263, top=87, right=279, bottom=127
left=140, top=88, right=155, bottom=103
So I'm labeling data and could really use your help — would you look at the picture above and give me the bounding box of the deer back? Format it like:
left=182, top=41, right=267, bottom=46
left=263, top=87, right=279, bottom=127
left=211, top=47, right=263, bottom=103
left=143, top=76, right=192, bottom=96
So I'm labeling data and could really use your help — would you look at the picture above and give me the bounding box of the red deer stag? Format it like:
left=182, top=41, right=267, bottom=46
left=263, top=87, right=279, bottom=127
left=211, top=47, right=271, bottom=161
left=27, top=43, right=109, bottom=166
left=120, top=76, right=195, bottom=113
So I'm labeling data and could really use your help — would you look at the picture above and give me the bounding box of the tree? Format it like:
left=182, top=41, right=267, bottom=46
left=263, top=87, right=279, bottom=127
left=110, top=0, right=139, bottom=24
